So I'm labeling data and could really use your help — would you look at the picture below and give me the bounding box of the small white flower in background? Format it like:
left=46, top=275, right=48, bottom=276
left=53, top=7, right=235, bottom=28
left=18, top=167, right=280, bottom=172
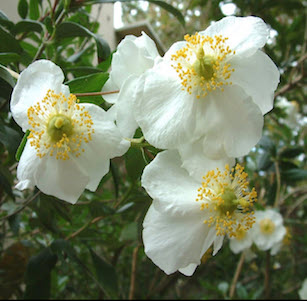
left=134, top=16, right=279, bottom=160
left=102, top=32, right=161, bottom=138
left=299, top=278, right=307, bottom=300
left=142, top=150, right=257, bottom=276
left=251, top=208, right=286, bottom=252
left=228, top=227, right=253, bottom=254
left=10, top=60, right=130, bottom=204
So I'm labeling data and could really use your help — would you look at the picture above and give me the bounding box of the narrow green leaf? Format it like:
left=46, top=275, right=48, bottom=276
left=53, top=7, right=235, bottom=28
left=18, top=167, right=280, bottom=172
left=0, top=65, right=16, bottom=88
left=15, top=130, right=30, bottom=162
left=29, top=0, right=39, bottom=20
left=89, top=249, right=118, bottom=297
left=279, top=146, right=304, bottom=159
left=0, top=165, right=14, bottom=198
left=119, top=222, right=138, bottom=242
left=0, top=52, right=21, bottom=65
left=281, top=169, right=307, bottom=183
left=24, top=248, right=57, bottom=300
left=18, top=0, right=29, bottom=19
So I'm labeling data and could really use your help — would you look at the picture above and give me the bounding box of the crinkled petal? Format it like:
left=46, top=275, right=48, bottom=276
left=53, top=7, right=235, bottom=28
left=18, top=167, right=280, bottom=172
left=178, top=138, right=235, bottom=182
left=143, top=205, right=207, bottom=275
left=10, top=60, right=68, bottom=132
left=196, top=86, right=263, bottom=159
left=141, top=150, right=201, bottom=216
left=230, top=50, right=280, bottom=114
left=201, top=16, right=270, bottom=57
left=135, top=64, right=197, bottom=149
left=102, top=76, right=120, bottom=104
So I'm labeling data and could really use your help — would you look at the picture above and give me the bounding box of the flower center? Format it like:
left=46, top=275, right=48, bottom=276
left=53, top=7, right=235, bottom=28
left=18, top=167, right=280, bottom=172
left=47, top=114, right=73, bottom=142
left=259, top=218, right=275, bottom=235
left=171, top=33, right=235, bottom=99
left=27, top=90, right=94, bottom=160
left=196, top=164, right=257, bottom=237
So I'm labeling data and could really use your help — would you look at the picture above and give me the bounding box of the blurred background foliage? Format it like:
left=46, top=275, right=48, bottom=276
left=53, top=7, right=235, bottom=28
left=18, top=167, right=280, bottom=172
left=0, top=0, right=306, bottom=299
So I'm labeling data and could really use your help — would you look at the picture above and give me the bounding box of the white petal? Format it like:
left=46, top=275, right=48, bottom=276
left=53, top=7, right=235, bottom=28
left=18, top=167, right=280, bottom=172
left=141, top=150, right=201, bottom=216
left=115, top=75, right=140, bottom=138
left=178, top=138, right=235, bottom=182
left=201, top=16, right=270, bottom=57
left=76, top=104, right=130, bottom=191
left=101, top=76, right=120, bottom=104
left=201, top=226, right=217, bottom=255
left=35, top=154, right=89, bottom=204
left=179, top=263, right=198, bottom=276
left=134, top=64, right=197, bottom=149
left=143, top=205, right=206, bottom=275
left=109, top=32, right=159, bottom=88
left=197, top=86, right=263, bottom=159
left=230, top=50, right=280, bottom=114
left=10, top=60, right=68, bottom=132
left=213, top=235, right=225, bottom=256
left=15, top=140, right=42, bottom=190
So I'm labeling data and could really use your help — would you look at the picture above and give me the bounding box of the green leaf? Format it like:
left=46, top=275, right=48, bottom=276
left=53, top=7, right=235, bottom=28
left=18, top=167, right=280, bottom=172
left=18, top=0, right=29, bottom=19
left=0, top=27, right=23, bottom=53
left=0, top=65, right=16, bottom=87
left=13, top=20, right=44, bottom=35
left=0, top=52, right=21, bottom=65
left=279, top=146, right=304, bottom=159
left=257, top=151, right=274, bottom=171
left=56, top=21, right=111, bottom=62
left=281, top=169, right=307, bottom=183
left=15, top=130, right=30, bottom=162
left=65, top=72, right=109, bottom=104
left=24, top=248, right=57, bottom=299
left=119, top=222, right=138, bottom=242
left=89, top=201, right=115, bottom=218
left=125, top=147, right=146, bottom=181
left=0, top=10, right=15, bottom=31
left=44, top=16, right=53, bottom=35
left=0, top=165, right=14, bottom=198
left=29, top=0, right=39, bottom=20
left=89, top=248, right=118, bottom=298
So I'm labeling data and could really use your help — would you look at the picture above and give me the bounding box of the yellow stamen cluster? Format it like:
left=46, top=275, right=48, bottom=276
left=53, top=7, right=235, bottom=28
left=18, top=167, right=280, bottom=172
left=171, top=33, right=235, bottom=99
left=196, top=164, right=257, bottom=238
left=259, top=218, right=275, bottom=235
left=27, top=90, right=95, bottom=160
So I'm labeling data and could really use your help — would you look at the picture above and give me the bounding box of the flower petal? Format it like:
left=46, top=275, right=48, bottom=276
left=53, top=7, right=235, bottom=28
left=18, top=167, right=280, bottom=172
left=230, top=50, right=280, bottom=114
left=10, top=60, right=68, bottom=132
left=143, top=204, right=207, bottom=275
left=35, top=154, right=89, bottom=204
left=141, top=150, right=201, bottom=216
left=196, top=86, right=263, bottom=159
left=179, top=263, right=198, bottom=276
left=77, top=103, right=130, bottom=191
left=201, top=16, right=270, bottom=57
left=178, top=138, right=235, bottom=182
left=134, top=64, right=197, bottom=149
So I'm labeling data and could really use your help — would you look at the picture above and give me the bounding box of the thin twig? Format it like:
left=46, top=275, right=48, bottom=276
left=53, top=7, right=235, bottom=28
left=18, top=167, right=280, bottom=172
left=65, top=216, right=104, bottom=240
left=74, top=90, right=119, bottom=97
left=274, top=161, right=281, bottom=208
left=229, top=252, right=245, bottom=298
left=128, top=244, right=141, bottom=300
left=0, top=190, right=40, bottom=221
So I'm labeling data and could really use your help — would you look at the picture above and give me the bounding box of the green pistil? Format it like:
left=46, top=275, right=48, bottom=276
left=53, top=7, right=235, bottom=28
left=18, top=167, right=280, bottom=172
left=219, top=187, right=238, bottom=215
left=47, top=114, right=73, bottom=142
left=193, top=48, right=215, bottom=80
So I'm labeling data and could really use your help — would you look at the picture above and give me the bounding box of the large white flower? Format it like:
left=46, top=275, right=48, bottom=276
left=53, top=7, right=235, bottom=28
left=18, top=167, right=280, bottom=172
left=251, top=208, right=286, bottom=251
left=102, top=32, right=161, bottom=138
left=134, top=16, right=279, bottom=159
left=142, top=150, right=257, bottom=276
left=11, top=60, right=130, bottom=204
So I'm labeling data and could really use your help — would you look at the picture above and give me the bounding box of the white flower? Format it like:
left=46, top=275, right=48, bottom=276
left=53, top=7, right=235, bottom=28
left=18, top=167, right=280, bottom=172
left=134, top=16, right=279, bottom=159
left=10, top=60, right=130, bottom=204
left=142, top=150, right=257, bottom=276
left=299, top=278, right=307, bottom=300
left=228, top=227, right=253, bottom=254
left=102, top=32, right=161, bottom=138
left=251, top=208, right=286, bottom=251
